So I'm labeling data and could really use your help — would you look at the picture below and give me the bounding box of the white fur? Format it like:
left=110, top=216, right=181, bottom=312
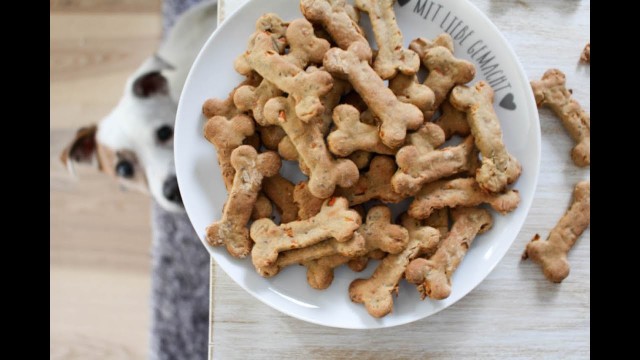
left=96, top=1, right=218, bottom=212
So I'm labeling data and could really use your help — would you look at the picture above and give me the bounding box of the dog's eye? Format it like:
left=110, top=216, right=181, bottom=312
left=116, top=160, right=134, bottom=178
left=156, top=125, right=173, bottom=142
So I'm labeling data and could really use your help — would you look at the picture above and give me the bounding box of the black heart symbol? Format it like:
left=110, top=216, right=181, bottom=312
left=398, top=0, right=411, bottom=7
left=499, top=93, right=516, bottom=110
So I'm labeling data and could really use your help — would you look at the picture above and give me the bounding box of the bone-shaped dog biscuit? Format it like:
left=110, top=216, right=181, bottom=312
left=405, top=207, right=492, bottom=300
left=250, top=197, right=361, bottom=271
left=257, top=232, right=366, bottom=277
left=409, top=177, right=520, bottom=219
left=434, top=100, right=470, bottom=140
left=292, top=181, right=326, bottom=220
left=324, top=42, right=424, bottom=148
left=401, top=213, right=444, bottom=258
left=327, top=104, right=395, bottom=157
left=234, top=13, right=288, bottom=76
left=264, top=96, right=359, bottom=199
left=523, top=181, right=590, bottom=283
left=203, top=115, right=255, bottom=189
left=355, top=0, right=420, bottom=79
left=530, top=69, right=590, bottom=167
left=392, top=135, right=478, bottom=196
left=349, top=218, right=440, bottom=318
left=206, top=146, right=281, bottom=258
left=389, top=74, right=435, bottom=112
left=305, top=205, right=408, bottom=289
left=245, top=24, right=333, bottom=122
left=337, top=155, right=404, bottom=205
left=450, top=81, right=522, bottom=193
left=202, top=73, right=261, bottom=119
left=410, top=34, right=475, bottom=120
left=301, top=0, right=370, bottom=54
left=262, top=174, right=299, bottom=224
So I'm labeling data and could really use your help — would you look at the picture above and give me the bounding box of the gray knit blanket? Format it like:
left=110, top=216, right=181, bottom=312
left=150, top=1, right=211, bottom=359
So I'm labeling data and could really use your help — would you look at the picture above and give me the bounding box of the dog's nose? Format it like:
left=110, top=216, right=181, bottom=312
left=163, top=176, right=182, bottom=204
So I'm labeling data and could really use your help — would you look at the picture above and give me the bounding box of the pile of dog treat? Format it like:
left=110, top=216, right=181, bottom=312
left=200, top=0, right=586, bottom=318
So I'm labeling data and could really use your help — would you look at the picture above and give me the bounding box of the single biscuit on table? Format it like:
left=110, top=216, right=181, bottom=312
left=405, top=207, right=492, bottom=300
left=580, top=43, right=590, bottom=64
left=264, top=96, right=359, bottom=198
left=327, top=104, right=396, bottom=157
left=262, top=174, right=299, bottom=224
left=450, top=81, right=522, bottom=193
left=206, top=146, right=281, bottom=258
left=250, top=197, right=361, bottom=273
left=324, top=41, right=424, bottom=148
left=355, top=0, right=420, bottom=79
left=349, top=216, right=440, bottom=318
left=410, top=34, right=476, bottom=120
left=408, top=177, right=520, bottom=219
left=434, top=100, right=471, bottom=140
left=301, top=0, right=369, bottom=54
left=337, top=155, right=404, bottom=206
left=306, top=205, right=409, bottom=290
left=202, top=73, right=262, bottom=119
left=392, top=135, right=478, bottom=197
left=389, top=74, right=435, bottom=113
left=203, top=115, right=256, bottom=189
left=523, top=181, right=590, bottom=283
left=530, top=69, right=590, bottom=167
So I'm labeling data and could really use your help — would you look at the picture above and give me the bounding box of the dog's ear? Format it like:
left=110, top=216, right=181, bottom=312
left=60, top=125, right=99, bottom=173
left=132, top=71, right=169, bottom=98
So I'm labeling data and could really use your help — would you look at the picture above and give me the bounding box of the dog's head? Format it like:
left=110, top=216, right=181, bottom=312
left=61, top=56, right=184, bottom=212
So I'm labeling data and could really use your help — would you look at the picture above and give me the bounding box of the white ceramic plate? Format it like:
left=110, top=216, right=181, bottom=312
left=175, top=0, right=540, bottom=329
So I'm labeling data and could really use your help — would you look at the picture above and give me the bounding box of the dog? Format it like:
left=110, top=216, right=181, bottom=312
left=60, top=0, right=218, bottom=212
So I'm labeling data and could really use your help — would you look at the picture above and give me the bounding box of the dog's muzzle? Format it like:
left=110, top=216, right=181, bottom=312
left=163, top=176, right=182, bottom=205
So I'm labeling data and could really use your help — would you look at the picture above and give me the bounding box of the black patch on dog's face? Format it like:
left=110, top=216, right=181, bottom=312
left=132, top=71, right=168, bottom=97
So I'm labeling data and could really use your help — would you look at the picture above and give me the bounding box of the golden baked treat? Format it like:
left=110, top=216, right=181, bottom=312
left=327, top=104, right=395, bottom=157
left=263, top=96, right=359, bottom=198
left=523, top=181, right=590, bottom=283
left=305, top=205, right=408, bottom=289
left=336, top=155, right=404, bottom=206
left=409, top=177, right=520, bottom=219
left=250, top=197, right=361, bottom=274
left=324, top=41, right=424, bottom=148
left=451, top=81, right=522, bottom=193
left=531, top=69, right=590, bottom=167
left=410, top=33, right=475, bottom=120
left=405, top=207, right=493, bottom=300
left=205, top=146, right=281, bottom=258
left=580, top=42, right=590, bottom=63
left=392, top=135, right=478, bottom=196
left=354, top=0, right=420, bottom=79
left=262, top=174, right=298, bottom=224
left=349, top=215, right=440, bottom=318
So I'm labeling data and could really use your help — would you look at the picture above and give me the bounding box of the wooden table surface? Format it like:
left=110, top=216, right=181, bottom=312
left=209, top=0, right=590, bottom=358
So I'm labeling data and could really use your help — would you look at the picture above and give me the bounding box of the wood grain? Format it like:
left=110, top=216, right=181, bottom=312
left=50, top=1, right=161, bottom=358
left=209, top=0, right=590, bottom=358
